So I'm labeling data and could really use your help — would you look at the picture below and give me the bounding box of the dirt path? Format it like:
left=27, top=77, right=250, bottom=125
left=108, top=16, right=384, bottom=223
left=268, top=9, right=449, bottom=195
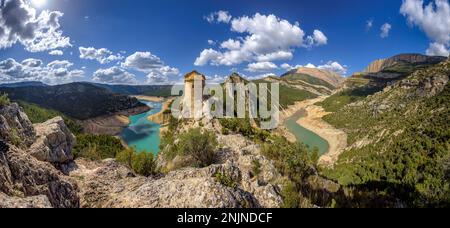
left=281, top=97, right=348, bottom=167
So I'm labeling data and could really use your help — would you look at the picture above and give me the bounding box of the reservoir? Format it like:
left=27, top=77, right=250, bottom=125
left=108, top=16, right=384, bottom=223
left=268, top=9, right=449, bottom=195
left=121, top=100, right=162, bottom=155
left=284, top=110, right=329, bottom=155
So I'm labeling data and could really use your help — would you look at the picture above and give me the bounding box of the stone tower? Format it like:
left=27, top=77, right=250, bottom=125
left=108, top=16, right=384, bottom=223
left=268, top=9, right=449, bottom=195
left=183, top=71, right=206, bottom=118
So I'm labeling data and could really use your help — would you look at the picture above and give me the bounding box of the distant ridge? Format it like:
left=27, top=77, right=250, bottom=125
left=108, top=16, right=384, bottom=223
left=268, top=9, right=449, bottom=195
left=0, top=81, right=47, bottom=88
left=364, top=53, right=446, bottom=73
left=283, top=67, right=344, bottom=88
left=0, top=82, right=148, bottom=120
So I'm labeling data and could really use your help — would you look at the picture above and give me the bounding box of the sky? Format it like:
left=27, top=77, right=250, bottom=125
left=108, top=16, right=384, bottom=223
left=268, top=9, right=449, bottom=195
left=0, top=0, right=449, bottom=85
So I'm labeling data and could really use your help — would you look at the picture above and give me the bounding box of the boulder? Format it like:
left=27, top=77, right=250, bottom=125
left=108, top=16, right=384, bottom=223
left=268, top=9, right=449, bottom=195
left=28, top=117, right=76, bottom=164
left=0, top=193, right=52, bottom=208
left=0, top=103, right=35, bottom=148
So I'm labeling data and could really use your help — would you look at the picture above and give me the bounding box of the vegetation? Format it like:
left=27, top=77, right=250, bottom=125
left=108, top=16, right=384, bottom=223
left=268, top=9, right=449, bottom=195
left=251, top=159, right=262, bottom=178
left=322, top=61, right=450, bottom=207
left=116, top=148, right=157, bottom=176
left=73, top=134, right=125, bottom=160
left=0, top=82, right=147, bottom=120
left=0, top=93, right=11, bottom=106
left=162, top=128, right=218, bottom=168
left=18, top=101, right=83, bottom=134
left=318, top=86, right=381, bottom=112
left=219, top=118, right=270, bottom=142
left=215, top=172, right=238, bottom=189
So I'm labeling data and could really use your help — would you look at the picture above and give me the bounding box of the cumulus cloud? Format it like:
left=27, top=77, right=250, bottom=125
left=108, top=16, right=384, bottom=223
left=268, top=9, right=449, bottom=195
left=79, top=47, right=123, bottom=64
left=306, top=30, right=328, bottom=46
left=49, top=50, right=63, bottom=56
left=93, top=67, right=137, bottom=84
left=207, top=39, right=216, bottom=45
left=281, top=61, right=348, bottom=75
left=121, top=51, right=180, bottom=84
left=246, top=61, right=278, bottom=72
left=0, top=0, right=71, bottom=52
left=400, top=0, right=450, bottom=56
left=0, top=58, right=84, bottom=84
left=195, top=13, right=327, bottom=66
left=380, top=23, right=392, bottom=38
left=205, top=10, right=232, bottom=23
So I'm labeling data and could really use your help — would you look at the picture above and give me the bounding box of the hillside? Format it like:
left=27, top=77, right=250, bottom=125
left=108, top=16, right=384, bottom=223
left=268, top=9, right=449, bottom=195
left=281, top=67, right=344, bottom=96
left=91, top=83, right=173, bottom=97
left=0, top=81, right=48, bottom=88
left=321, top=58, right=450, bottom=207
left=319, top=54, right=447, bottom=112
left=0, top=82, right=149, bottom=120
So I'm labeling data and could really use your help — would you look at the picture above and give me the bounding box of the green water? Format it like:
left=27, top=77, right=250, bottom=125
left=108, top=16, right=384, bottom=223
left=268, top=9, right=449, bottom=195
left=121, top=101, right=162, bottom=155
left=284, top=110, right=329, bottom=155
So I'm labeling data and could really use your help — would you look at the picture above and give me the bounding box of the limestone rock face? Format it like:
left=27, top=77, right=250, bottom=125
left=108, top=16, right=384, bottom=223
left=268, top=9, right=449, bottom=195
left=71, top=159, right=259, bottom=208
left=0, top=103, right=35, bottom=148
left=364, top=54, right=446, bottom=73
left=28, top=117, right=76, bottom=164
left=0, top=145, right=79, bottom=208
left=0, top=192, right=52, bottom=208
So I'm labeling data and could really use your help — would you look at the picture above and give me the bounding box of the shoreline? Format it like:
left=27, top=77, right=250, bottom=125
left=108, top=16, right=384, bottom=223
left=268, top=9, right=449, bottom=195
left=147, top=97, right=175, bottom=125
left=133, top=95, right=165, bottom=102
left=80, top=105, right=150, bottom=136
left=281, top=97, right=347, bottom=167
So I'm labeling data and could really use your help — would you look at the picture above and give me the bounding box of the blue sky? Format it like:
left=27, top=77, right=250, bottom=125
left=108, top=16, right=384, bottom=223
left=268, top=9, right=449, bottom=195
left=0, top=0, right=449, bottom=84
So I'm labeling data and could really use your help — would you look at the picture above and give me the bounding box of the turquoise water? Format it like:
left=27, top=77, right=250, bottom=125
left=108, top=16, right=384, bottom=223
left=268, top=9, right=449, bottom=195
left=121, top=101, right=162, bottom=155
left=284, top=110, right=330, bottom=155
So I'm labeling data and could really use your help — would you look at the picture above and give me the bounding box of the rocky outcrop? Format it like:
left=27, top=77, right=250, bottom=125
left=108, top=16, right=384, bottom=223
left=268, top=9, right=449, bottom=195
left=0, top=103, right=79, bottom=208
left=71, top=159, right=259, bottom=208
left=0, top=103, right=35, bottom=148
left=0, top=192, right=52, bottom=208
left=1, top=144, right=79, bottom=208
left=28, top=117, right=76, bottom=165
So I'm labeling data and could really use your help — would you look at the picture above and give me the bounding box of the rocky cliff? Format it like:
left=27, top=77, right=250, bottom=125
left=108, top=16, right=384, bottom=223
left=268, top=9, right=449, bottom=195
left=363, top=54, right=446, bottom=73
left=0, top=103, right=79, bottom=208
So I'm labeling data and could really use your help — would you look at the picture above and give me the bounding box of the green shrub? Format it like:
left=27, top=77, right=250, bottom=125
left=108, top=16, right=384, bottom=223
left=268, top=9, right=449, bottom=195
left=176, top=128, right=218, bottom=167
left=281, top=181, right=301, bottom=208
left=116, top=148, right=156, bottom=177
left=251, top=159, right=262, bottom=178
left=0, top=93, right=10, bottom=106
left=73, top=134, right=124, bottom=160
left=215, top=172, right=238, bottom=188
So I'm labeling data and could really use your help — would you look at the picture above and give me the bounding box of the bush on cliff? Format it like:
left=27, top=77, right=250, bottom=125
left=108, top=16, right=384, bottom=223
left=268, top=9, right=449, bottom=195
left=0, top=93, right=11, bottom=106
left=116, top=148, right=156, bottom=176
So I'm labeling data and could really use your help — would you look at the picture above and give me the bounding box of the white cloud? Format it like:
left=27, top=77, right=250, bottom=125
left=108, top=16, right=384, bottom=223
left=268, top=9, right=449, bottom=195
left=366, top=19, right=374, bottom=31
left=0, top=58, right=84, bottom=84
left=281, top=61, right=348, bottom=75
left=380, top=23, right=392, bottom=38
left=306, top=30, right=328, bottom=46
left=195, top=13, right=327, bottom=66
left=220, top=39, right=241, bottom=50
left=47, top=60, right=73, bottom=69
left=79, top=47, right=123, bottom=64
left=246, top=61, right=278, bottom=72
left=49, top=50, right=63, bottom=56
left=0, top=0, right=71, bottom=52
left=21, top=58, right=43, bottom=67
left=205, top=10, right=232, bottom=24
left=207, top=39, right=216, bottom=45
left=400, top=0, right=450, bottom=56
left=426, top=42, right=450, bottom=56
left=93, top=67, right=137, bottom=84
left=121, top=51, right=180, bottom=84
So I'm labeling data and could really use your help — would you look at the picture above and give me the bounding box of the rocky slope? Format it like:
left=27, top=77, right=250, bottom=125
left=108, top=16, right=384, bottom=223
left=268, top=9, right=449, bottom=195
left=322, top=58, right=450, bottom=207
left=0, top=101, right=284, bottom=208
left=0, top=104, right=79, bottom=208
left=281, top=68, right=344, bottom=96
